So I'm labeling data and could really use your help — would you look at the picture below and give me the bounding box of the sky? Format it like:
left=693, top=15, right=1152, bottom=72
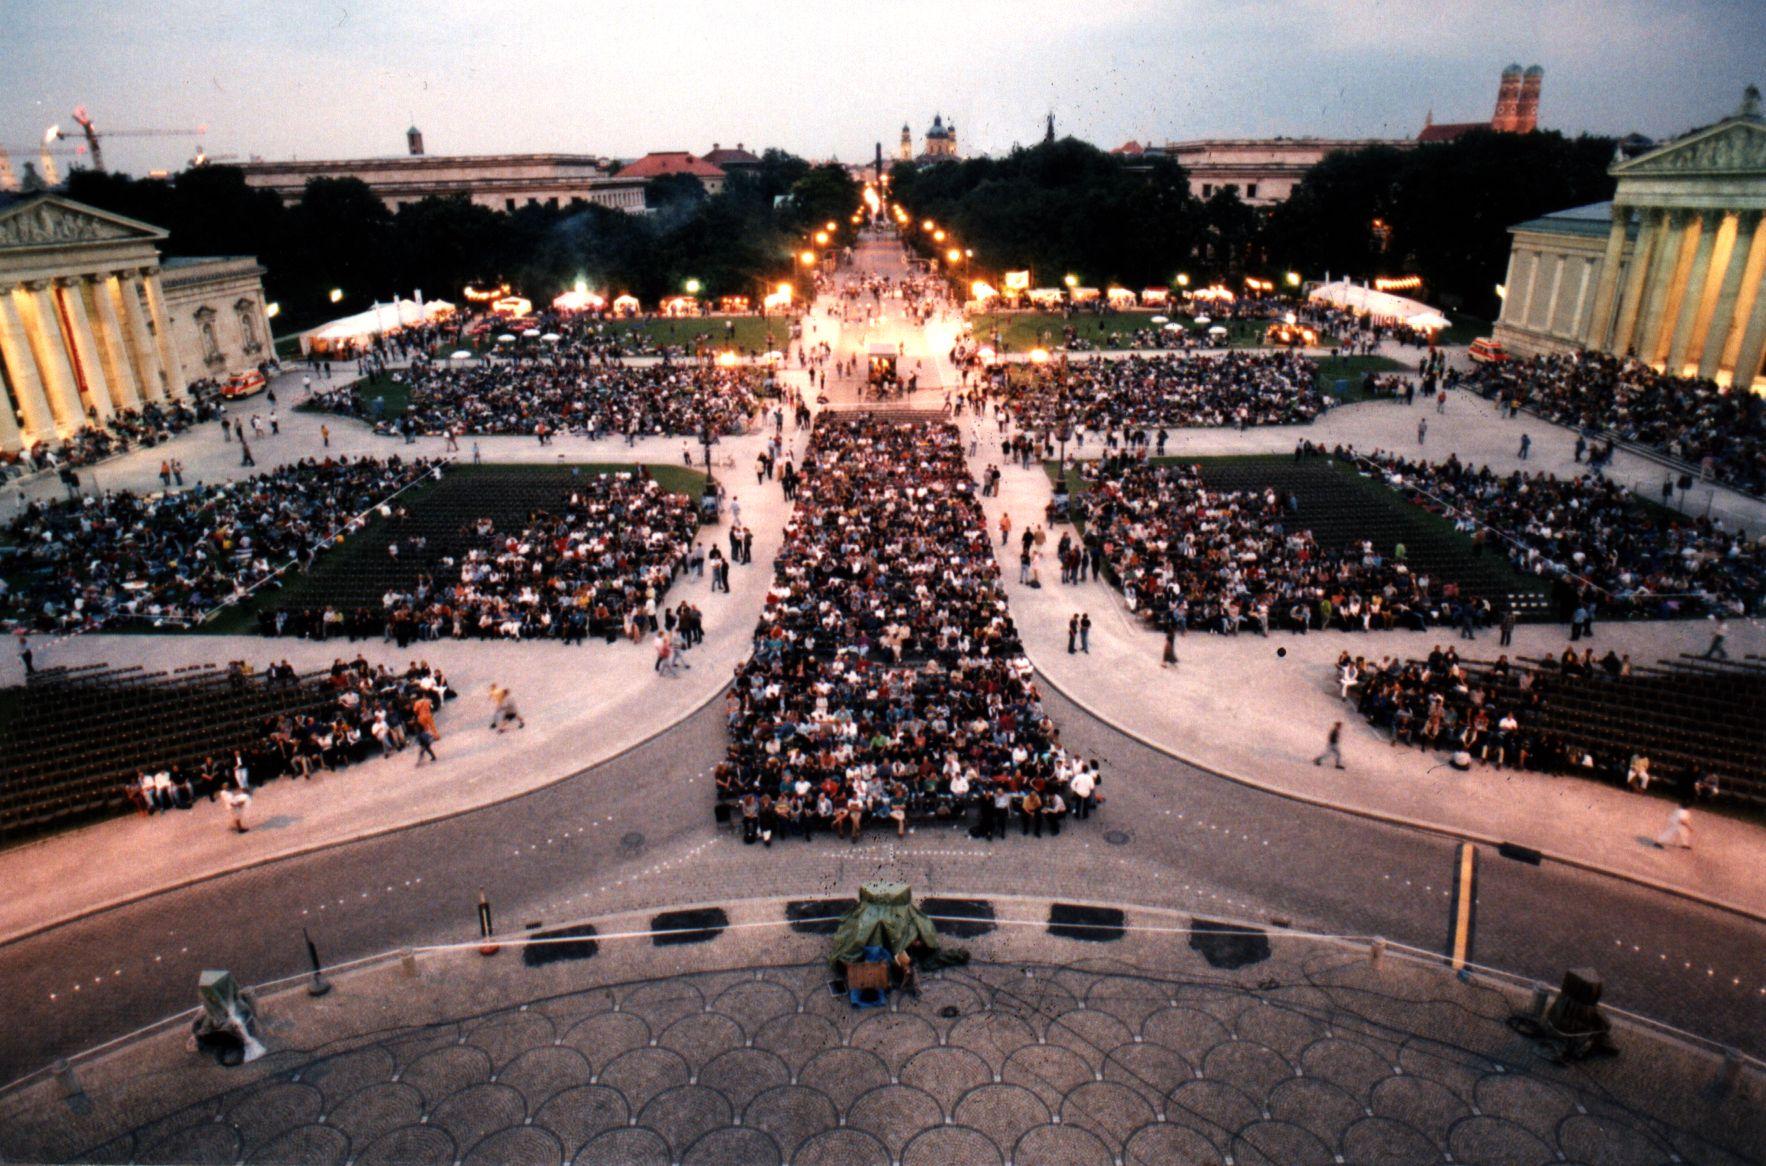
left=2, top=0, right=1762, bottom=178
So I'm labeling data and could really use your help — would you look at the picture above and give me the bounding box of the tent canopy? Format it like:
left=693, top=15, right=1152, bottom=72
left=1308, top=279, right=1449, bottom=331
left=829, top=882, right=947, bottom=968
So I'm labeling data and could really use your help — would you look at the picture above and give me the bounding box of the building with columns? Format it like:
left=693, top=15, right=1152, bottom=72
left=1495, top=89, right=1766, bottom=392
left=0, top=193, right=269, bottom=454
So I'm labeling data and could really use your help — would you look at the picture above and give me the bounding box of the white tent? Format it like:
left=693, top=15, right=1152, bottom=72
left=299, top=300, right=429, bottom=354
left=1307, top=280, right=1449, bottom=332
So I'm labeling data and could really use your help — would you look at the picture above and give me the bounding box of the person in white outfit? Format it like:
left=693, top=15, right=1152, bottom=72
left=1654, top=802, right=1693, bottom=850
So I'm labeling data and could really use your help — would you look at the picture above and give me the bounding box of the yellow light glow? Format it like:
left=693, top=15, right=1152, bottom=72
left=1029, top=348, right=1050, bottom=364
left=921, top=220, right=934, bottom=232
left=800, top=250, right=817, bottom=266
left=574, top=277, right=587, bottom=294
left=970, top=280, right=998, bottom=301
left=328, top=288, right=344, bottom=303
left=825, top=221, right=837, bottom=232
left=776, top=282, right=793, bottom=297
left=933, top=229, right=946, bottom=242
left=1175, top=273, right=1190, bottom=287
left=1063, top=274, right=1078, bottom=288
left=815, top=231, right=831, bottom=246
left=1285, top=271, right=1301, bottom=287
left=264, top=301, right=280, bottom=319
left=716, top=351, right=739, bottom=367
left=946, top=248, right=961, bottom=263
left=684, top=278, right=702, bottom=295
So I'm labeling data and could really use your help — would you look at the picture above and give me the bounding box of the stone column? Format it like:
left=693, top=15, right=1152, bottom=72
left=1666, top=212, right=1720, bottom=376
left=115, top=270, right=166, bottom=402
left=20, top=281, right=86, bottom=433
left=1610, top=208, right=1663, bottom=357
left=1584, top=205, right=1632, bottom=348
left=1636, top=209, right=1690, bottom=365
left=1728, top=242, right=1766, bottom=393
left=142, top=270, right=186, bottom=398
left=86, top=274, right=143, bottom=411
left=55, top=277, right=115, bottom=423
left=0, top=288, right=52, bottom=451
left=1699, top=212, right=1760, bottom=381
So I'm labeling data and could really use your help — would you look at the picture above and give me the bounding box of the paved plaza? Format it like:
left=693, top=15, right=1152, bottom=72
left=2, top=900, right=1759, bottom=1166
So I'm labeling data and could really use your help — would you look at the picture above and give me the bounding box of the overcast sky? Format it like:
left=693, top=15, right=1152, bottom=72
left=3, top=0, right=1761, bottom=178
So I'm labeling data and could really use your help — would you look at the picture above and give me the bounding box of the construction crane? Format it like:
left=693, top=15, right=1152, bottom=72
left=68, top=106, right=206, bottom=174
left=189, top=147, right=240, bottom=168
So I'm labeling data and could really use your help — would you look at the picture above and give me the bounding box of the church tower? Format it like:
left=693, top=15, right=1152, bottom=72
left=1491, top=64, right=1524, bottom=131
left=899, top=123, right=912, bottom=162
left=1514, top=65, right=1543, bottom=133
left=406, top=124, right=425, bottom=156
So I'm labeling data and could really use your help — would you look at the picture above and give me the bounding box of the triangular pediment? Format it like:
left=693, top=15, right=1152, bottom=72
left=1612, top=119, right=1766, bottom=178
left=0, top=195, right=168, bottom=251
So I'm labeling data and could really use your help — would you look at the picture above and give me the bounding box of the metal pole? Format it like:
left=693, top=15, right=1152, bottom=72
left=477, top=888, right=499, bottom=956
left=303, top=928, right=331, bottom=996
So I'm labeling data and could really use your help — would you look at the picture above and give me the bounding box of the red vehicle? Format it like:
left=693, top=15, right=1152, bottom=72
left=1468, top=337, right=1509, bottom=364
left=221, top=370, right=267, bottom=399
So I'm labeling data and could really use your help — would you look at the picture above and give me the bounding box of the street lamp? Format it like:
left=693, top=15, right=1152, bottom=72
left=933, top=229, right=946, bottom=243
left=945, top=248, right=961, bottom=264
left=800, top=250, right=817, bottom=267
left=684, top=278, right=702, bottom=295
left=1175, top=273, right=1190, bottom=287
left=815, top=231, right=831, bottom=246
left=329, top=288, right=344, bottom=303
left=1285, top=270, right=1301, bottom=287
left=1063, top=274, right=1078, bottom=289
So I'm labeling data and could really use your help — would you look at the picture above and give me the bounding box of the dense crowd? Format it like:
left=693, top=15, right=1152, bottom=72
left=1353, top=447, right=1764, bottom=616
left=1, top=456, right=441, bottom=632
left=0, top=383, right=224, bottom=483
left=1001, top=352, right=1326, bottom=433
left=128, top=656, right=457, bottom=815
left=262, top=472, right=702, bottom=644
left=1074, top=456, right=1475, bottom=634
left=314, top=360, right=763, bottom=440
left=1466, top=352, right=1766, bottom=495
left=718, top=417, right=1099, bottom=842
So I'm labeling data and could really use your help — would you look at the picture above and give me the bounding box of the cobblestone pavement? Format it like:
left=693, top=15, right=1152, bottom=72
left=4, top=909, right=1758, bottom=1166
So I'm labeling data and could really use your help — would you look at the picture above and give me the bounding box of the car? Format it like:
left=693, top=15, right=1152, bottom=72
left=1468, top=337, right=1509, bottom=364
left=221, top=370, right=267, bottom=399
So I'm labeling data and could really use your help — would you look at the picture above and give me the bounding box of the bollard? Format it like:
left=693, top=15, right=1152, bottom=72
left=1531, top=986, right=1552, bottom=1018
left=303, top=928, right=332, bottom=997
left=400, top=948, right=418, bottom=978
left=477, top=889, right=499, bottom=956
left=1369, top=937, right=1386, bottom=966
left=1717, top=1052, right=1743, bottom=1093
left=52, top=1058, right=80, bottom=1099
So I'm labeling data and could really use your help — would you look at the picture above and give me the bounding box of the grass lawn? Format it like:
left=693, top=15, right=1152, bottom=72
left=973, top=311, right=1302, bottom=352
left=1441, top=310, right=1492, bottom=347
left=273, top=334, right=304, bottom=360
left=194, top=463, right=707, bottom=635
left=1313, top=354, right=1409, bottom=402
left=296, top=370, right=411, bottom=418
left=588, top=316, right=791, bottom=353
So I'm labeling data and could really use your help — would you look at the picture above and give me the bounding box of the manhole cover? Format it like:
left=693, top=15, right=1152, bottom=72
left=620, top=831, right=645, bottom=850
left=1104, top=830, right=1131, bottom=846
left=939, top=1005, right=961, bottom=1019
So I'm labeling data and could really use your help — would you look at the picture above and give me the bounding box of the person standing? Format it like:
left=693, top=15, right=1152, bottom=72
left=1653, top=801, right=1693, bottom=850
left=1499, top=607, right=1516, bottom=647
left=1079, top=613, right=1091, bottom=654
left=1067, top=614, right=1078, bottom=654
left=999, top=512, right=1012, bottom=547
left=1517, top=433, right=1530, bottom=460
left=1417, top=417, right=1428, bottom=445
left=321, top=423, right=330, bottom=449
left=1313, top=721, right=1345, bottom=769
left=222, top=783, right=252, bottom=834
left=16, top=633, right=32, bottom=676
left=1161, top=626, right=1177, bottom=669
left=1070, top=765, right=1095, bottom=820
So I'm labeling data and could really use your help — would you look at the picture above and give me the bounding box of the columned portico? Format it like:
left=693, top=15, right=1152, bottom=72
left=1495, top=96, right=1766, bottom=390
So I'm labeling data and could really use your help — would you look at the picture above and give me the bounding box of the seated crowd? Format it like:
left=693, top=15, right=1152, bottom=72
left=0, top=383, right=224, bottom=482
left=1, top=456, right=442, bottom=631
left=316, top=360, right=761, bottom=440
left=1467, top=351, right=1766, bottom=496
left=128, top=657, right=457, bottom=814
left=1073, top=456, right=1477, bottom=634
left=1352, top=446, right=1763, bottom=616
left=1346, top=646, right=1738, bottom=802
left=718, top=417, right=1098, bottom=842
left=263, top=472, right=702, bottom=644
left=1001, top=351, right=1325, bottom=433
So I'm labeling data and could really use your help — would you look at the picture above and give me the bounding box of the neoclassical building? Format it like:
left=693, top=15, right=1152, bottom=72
left=0, top=193, right=271, bottom=452
left=1495, top=90, right=1766, bottom=391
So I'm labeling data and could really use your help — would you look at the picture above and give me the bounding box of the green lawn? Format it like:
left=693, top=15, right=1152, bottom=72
left=972, top=311, right=1304, bottom=352
left=1441, top=310, right=1492, bottom=347
left=589, top=316, right=792, bottom=353
left=1313, top=354, right=1409, bottom=402
left=296, top=370, right=411, bottom=418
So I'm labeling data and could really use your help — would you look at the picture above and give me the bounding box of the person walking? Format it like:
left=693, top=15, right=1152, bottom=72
left=1313, top=721, right=1346, bottom=769
left=222, top=783, right=252, bottom=833
left=1704, top=614, right=1729, bottom=660
left=1161, top=626, right=1177, bottom=668
left=488, top=684, right=526, bottom=732
left=321, top=423, right=330, bottom=448
left=414, top=727, right=438, bottom=766
left=1653, top=801, right=1693, bottom=850
left=239, top=436, right=256, bottom=467
left=1517, top=433, right=1530, bottom=460
left=1416, top=417, right=1428, bottom=445
left=999, top=512, right=1012, bottom=547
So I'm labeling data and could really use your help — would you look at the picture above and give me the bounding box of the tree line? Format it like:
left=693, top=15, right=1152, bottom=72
left=63, top=153, right=858, bottom=332
left=892, top=130, right=1616, bottom=319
